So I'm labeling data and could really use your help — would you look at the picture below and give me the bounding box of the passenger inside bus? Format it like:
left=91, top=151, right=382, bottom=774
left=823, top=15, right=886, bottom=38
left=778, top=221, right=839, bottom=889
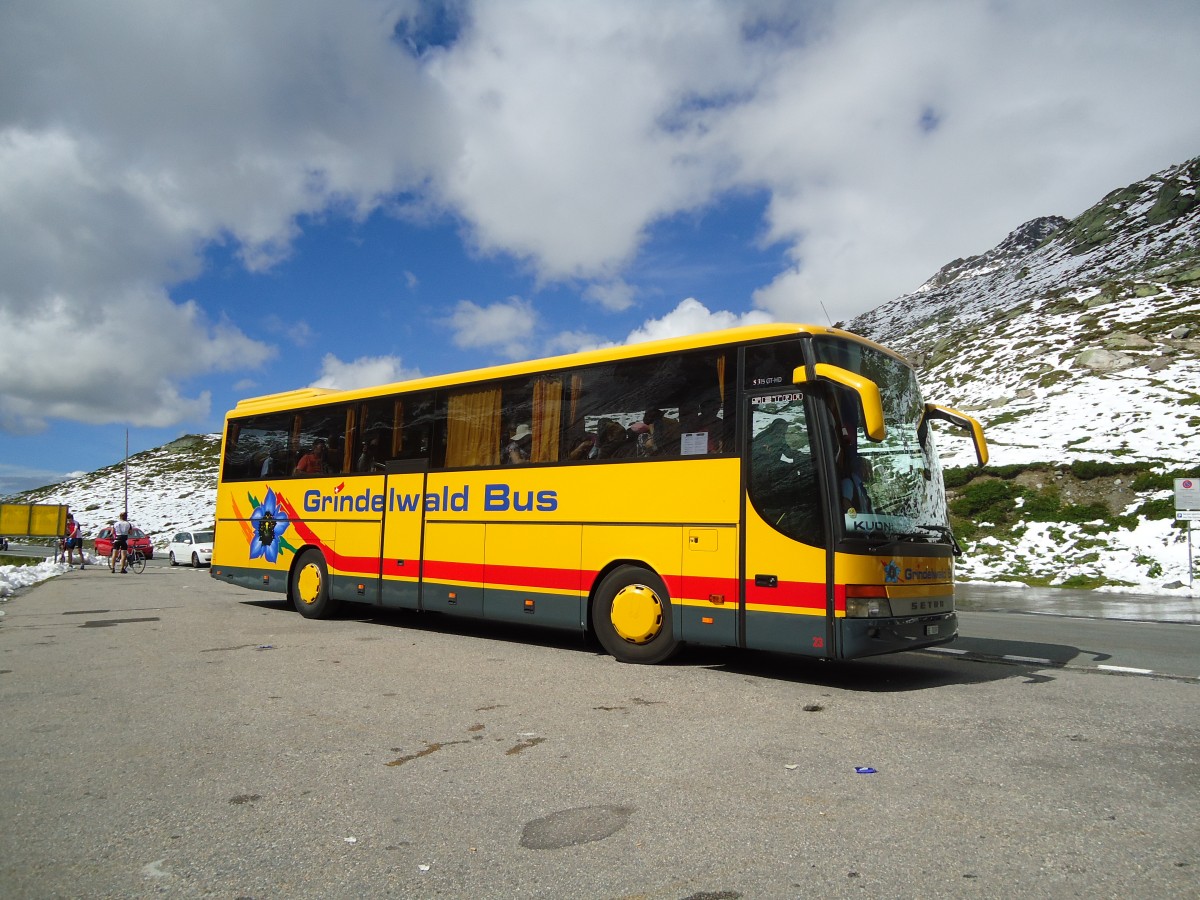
left=504, top=423, right=533, bottom=464
left=841, top=455, right=874, bottom=514
left=566, top=424, right=597, bottom=460
left=356, top=436, right=382, bottom=472
left=596, top=419, right=635, bottom=459
left=294, top=439, right=329, bottom=475
left=636, top=407, right=680, bottom=457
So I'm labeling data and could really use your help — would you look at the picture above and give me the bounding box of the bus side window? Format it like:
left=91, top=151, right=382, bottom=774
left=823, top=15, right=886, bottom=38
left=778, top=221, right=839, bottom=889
left=294, top=405, right=349, bottom=476
left=226, top=413, right=293, bottom=481
left=404, top=394, right=440, bottom=464
left=555, top=347, right=731, bottom=464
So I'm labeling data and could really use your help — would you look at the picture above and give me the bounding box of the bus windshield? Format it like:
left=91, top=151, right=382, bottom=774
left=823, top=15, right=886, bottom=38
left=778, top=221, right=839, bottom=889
left=813, top=336, right=951, bottom=544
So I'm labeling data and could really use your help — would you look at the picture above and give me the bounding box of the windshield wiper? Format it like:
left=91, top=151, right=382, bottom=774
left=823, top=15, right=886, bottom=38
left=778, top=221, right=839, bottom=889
left=916, top=523, right=962, bottom=556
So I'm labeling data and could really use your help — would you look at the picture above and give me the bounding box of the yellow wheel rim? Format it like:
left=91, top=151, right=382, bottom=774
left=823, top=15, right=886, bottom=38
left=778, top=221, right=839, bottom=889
left=296, top=563, right=323, bottom=605
left=610, top=584, right=663, bottom=644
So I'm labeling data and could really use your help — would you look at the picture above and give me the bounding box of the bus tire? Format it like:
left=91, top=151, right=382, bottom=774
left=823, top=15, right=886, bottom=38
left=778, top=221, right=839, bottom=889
left=291, top=549, right=337, bottom=619
left=591, top=565, right=678, bottom=664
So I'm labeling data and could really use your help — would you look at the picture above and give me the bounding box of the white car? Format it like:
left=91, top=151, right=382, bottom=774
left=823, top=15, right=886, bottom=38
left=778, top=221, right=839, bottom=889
left=168, top=529, right=214, bottom=567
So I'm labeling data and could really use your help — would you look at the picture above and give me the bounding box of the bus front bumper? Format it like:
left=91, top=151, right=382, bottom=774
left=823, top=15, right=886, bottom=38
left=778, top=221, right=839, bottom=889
left=838, top=611, right=957, bottom=659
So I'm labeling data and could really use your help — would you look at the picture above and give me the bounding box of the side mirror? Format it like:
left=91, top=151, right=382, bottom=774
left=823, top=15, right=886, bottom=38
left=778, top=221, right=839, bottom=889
left=921, top=404, right=989, bottom=466
left=793, top=364, right=886, bottom=441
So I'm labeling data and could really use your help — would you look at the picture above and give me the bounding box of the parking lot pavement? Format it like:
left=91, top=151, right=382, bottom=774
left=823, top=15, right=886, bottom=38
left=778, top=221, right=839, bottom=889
left=1, top=570, right=1197, bottom=898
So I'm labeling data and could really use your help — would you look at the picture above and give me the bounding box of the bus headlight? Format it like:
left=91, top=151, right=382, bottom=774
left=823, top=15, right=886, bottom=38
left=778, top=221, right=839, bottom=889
left=845, top=586, right=893, bottom=618
left=846, top=597, right=893, bottom=618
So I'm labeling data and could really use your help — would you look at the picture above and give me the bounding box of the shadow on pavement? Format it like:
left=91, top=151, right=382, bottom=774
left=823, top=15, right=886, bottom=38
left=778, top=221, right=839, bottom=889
left=244, top=598, right=1046, bottom=691
left=947, top=636, right=1109, bottom=667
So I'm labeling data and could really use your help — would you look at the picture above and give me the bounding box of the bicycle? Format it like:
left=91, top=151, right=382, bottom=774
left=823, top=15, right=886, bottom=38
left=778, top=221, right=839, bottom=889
left=110, top=545, right=146, bottom=574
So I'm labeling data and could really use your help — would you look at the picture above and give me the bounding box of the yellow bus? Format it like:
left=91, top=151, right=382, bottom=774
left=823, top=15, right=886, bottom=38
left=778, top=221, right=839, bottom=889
left=212, top=324, right=986, bottom=664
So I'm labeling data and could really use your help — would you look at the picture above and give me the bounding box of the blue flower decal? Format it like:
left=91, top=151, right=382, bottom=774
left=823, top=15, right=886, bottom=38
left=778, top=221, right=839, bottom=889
left=883, top=560, right=901, bottom=584
left=249, top=487, right=291, bottom=563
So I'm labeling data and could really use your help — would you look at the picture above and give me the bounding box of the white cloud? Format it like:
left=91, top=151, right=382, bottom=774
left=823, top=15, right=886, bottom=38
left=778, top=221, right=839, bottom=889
left=623, top=298, right=773, bottom=345
left=443, top=297, right=538, bottom=357
left=0, top=285, right=269, bottom=433
left=0, top=0, right=451, bottom=432
left=310, top=354, right=422, bottom=391
left=583, top=280, right=637, bottom=312
left=426, top=0, right=1200, bottom=316
left=264, top=315, right=314, bottom=347
left=720, top=0, right=1200, bottom=318
left=428, top=0, right=757, bottom=279
left=542, top=329, right=609, bottom=357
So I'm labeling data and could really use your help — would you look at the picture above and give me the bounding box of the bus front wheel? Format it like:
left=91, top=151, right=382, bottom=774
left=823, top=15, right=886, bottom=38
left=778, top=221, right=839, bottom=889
left=591, top=565, right=678, bottom=664
left=291, top=549, right=337, bottom=619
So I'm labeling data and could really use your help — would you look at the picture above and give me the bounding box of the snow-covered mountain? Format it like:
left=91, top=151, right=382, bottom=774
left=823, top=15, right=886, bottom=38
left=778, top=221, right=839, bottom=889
left=5, top=158, right=1198, bottom=593
left=846, top=155, right=1199, bottom=591
left=848, top=156, right=1199, bottom=470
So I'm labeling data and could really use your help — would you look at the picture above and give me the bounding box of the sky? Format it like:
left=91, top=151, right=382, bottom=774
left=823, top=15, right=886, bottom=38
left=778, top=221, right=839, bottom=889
left=2, top=0, right=1199, bottom=495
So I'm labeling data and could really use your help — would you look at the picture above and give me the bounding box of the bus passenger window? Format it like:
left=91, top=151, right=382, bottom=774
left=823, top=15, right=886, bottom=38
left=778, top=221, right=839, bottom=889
left=293, top=405, right=349, bottom=476
left=224, top=413, right=292, bottom=482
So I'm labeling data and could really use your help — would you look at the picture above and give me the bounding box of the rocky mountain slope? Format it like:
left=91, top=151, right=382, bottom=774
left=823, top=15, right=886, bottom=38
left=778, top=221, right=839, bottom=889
left=846, top=155, right=1200, bottom=591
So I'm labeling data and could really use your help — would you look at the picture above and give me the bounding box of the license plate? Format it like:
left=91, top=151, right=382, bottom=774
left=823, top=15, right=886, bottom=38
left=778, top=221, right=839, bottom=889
left=925, top=625, right=939, bottom=636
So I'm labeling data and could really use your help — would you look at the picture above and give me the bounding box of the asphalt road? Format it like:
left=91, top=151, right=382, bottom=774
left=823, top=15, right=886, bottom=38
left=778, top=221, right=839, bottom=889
left=1, top=566, right=1197, bottom=899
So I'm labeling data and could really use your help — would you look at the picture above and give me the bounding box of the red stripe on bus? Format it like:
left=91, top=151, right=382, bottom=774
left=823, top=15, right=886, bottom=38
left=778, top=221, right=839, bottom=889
left=421, top=558, right=486, bottom=585
left=478, top=562, right=583, bottom=593
left=745, top=579, right=828, bottom=611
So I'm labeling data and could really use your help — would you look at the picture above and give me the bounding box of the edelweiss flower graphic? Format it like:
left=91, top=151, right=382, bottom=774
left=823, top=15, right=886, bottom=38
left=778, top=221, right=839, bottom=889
left=249, top=488, right=291, bottom=563
left=883, top=560, right=901, bottom=584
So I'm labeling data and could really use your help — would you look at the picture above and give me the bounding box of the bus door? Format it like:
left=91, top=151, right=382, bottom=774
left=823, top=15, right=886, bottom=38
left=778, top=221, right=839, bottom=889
left=742, top=392, right=834, bottom=657
left=379, top=459, right=428, bottom=610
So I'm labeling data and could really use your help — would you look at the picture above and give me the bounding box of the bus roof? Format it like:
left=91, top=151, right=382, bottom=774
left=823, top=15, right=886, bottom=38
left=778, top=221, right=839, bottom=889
left=230, top=322, right=903, bottom=415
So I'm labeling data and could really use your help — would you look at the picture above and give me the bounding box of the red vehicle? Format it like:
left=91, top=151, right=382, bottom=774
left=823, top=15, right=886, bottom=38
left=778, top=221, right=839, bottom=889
left=94, top=526, right=154, bottom=560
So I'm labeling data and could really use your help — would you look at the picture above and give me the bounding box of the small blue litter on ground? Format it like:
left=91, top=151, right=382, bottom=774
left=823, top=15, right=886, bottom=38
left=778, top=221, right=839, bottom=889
left=854, top=766, right=877, bottom=774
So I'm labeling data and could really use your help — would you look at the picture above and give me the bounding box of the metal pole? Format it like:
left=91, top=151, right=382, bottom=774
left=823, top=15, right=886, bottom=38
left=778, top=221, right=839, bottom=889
left=124, top=429, right=129, bottom=518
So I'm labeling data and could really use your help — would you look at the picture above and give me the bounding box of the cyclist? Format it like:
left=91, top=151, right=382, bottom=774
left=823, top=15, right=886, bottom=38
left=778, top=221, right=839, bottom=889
left=112, top=512, right=133, bottom=574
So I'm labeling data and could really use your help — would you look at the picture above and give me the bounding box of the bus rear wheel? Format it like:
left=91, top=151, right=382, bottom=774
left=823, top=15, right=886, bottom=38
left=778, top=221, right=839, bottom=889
left=291, top=549, right=337, bottom=619
left=591, top=565, right=678, bottom=664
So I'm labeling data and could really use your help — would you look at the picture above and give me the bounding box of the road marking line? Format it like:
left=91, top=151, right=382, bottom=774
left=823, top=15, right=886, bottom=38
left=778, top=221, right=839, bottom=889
left=927, top=647, right=968, bottom=654
left=1002, top=654, right=1054, bottom=665
left=1097, top=664, right=1154, bottom=675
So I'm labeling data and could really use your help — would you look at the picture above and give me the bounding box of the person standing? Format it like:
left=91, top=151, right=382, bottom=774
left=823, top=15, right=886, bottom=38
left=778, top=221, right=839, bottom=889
left=64, top=514, right=86, bottom=569
left=112, top=512, right=133, bottom=574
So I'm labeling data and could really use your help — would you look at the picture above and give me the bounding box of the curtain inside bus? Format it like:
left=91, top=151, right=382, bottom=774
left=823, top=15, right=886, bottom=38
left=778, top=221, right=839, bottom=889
left=445, top=387, right=502, bottom=467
